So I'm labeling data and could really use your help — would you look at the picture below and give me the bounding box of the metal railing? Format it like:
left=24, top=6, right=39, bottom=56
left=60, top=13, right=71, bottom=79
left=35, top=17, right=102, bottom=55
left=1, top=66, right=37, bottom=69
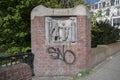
left=0, top=52, right=34, bottom=75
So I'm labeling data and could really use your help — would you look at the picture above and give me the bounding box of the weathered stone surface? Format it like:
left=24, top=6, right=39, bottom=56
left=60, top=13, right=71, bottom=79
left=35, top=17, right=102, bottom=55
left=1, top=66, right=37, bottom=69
left=31, top=5, right=91, bottom=77
left=31, top=5, right=90, bottom=20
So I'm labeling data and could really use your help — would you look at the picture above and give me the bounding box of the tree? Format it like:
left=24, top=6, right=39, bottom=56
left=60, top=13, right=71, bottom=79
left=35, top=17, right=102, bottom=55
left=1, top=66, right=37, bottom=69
left=0, top=0, right=33, bottom=55
left=0, top=0, right=84, bottom=56
left=91, top=20, right=120, bottom=47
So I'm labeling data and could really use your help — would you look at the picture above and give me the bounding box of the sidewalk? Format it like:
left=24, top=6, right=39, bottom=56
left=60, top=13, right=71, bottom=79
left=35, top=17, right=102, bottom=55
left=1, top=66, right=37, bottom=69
left=82, top=51, right=120, bottom=80
left=32, top=51, right=120, bottom=80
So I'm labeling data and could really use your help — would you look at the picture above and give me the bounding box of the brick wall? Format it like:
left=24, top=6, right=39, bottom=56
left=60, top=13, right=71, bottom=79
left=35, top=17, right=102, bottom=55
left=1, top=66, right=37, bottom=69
left=90, top=42, right=120, bottom=68
left=31, top=16, right=91, bottom=76
left=0, top=63, right=32, bottom=80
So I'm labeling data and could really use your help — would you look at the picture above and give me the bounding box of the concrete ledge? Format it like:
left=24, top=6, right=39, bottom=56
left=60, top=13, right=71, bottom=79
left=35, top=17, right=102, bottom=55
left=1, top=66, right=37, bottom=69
left=0, top=63, right=32, bottom=80
left=90, top=42, right=120, bottom=68
left=32, top=76, right=73, bottom=80
left=31, top=5, right=90, bottom=20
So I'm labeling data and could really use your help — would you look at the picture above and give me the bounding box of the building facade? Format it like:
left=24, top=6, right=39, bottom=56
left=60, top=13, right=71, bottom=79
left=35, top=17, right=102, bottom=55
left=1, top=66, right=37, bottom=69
left=90, top=0, right=120, bottom=28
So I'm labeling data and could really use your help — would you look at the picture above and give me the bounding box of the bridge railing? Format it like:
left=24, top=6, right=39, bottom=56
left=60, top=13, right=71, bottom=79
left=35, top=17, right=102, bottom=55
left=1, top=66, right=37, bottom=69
left=0, top=52, right=34, bottom=75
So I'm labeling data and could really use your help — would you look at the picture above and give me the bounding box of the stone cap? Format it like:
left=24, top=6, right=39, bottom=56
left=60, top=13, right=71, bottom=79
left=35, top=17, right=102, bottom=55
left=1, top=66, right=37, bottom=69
left=31, top=5, right=90, bottom=20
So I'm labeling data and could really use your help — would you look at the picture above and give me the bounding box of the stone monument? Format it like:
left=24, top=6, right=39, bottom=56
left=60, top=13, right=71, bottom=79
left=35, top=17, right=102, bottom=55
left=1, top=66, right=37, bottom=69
left=31, top=5, right=91, bottom=76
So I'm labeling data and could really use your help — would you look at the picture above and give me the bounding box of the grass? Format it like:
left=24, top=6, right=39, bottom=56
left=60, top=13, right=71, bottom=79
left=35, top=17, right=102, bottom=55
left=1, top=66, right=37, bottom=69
left=72, top=70, right=91, bottom=80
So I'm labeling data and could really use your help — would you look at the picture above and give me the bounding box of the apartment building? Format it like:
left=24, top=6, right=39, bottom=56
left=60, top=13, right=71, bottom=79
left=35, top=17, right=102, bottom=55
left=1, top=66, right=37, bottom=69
left=90, top=0, right=120, bottom=28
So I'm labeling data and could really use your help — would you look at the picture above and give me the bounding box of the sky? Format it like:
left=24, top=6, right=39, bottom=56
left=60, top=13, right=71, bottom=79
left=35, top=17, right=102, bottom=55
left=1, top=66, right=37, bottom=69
left=84, top=0, right=100, bottom=4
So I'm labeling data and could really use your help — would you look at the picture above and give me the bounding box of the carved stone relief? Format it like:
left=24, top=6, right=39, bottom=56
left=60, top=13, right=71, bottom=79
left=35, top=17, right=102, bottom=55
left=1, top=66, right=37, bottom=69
left=45, top=16, right=77, bottom=45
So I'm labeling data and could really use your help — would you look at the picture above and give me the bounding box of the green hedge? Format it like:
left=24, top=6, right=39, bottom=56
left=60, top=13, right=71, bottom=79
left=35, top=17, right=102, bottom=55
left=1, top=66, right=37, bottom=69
left=91, top=20, right=120, bottom=47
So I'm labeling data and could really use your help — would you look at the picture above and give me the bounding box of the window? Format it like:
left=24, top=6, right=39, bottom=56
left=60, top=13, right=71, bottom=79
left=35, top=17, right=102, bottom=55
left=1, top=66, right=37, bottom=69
left=106, top=8, right=110, bottom=16
left=115, top=0, right=119, bottom=5
left=117, top=9, right=120, bottom=15
left=99, top=3, right=102, bottom=8
left=111, top=0, right=115, bottom=6
left=95, top=4, right=98, bottom=9
left=113, top=18, right=120, bottom=27
left=91, top=5, right=94, bottom=9
left=45, top=16, right=77, bottom=45
left=102, top=2, right=106, bottom=8
left=107, top=3, right=109, bottom=6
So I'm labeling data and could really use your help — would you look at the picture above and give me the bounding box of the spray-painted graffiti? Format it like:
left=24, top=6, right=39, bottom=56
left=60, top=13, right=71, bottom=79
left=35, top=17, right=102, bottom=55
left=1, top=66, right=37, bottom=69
left=47, top=45, right=76, bottom=64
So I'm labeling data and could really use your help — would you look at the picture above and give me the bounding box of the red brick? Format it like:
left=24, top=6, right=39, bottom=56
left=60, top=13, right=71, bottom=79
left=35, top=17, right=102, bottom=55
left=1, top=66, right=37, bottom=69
left=31, top=16, right=91, bottom=76
left=0, top=63, right=32, bottom=80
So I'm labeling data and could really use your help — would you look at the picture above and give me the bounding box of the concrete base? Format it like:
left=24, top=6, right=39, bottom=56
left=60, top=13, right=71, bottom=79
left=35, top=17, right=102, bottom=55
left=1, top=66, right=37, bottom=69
left=32, top=76, right=73, bottom=80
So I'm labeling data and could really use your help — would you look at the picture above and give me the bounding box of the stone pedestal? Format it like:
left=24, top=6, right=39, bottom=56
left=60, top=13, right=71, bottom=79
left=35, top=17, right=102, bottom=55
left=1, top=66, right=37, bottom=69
left=31, top=5, right=91, bottom=76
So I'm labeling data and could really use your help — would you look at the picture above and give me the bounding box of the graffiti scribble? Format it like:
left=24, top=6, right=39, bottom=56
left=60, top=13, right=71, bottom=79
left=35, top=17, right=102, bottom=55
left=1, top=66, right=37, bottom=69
left=47, top=45, right=76, bottom=65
